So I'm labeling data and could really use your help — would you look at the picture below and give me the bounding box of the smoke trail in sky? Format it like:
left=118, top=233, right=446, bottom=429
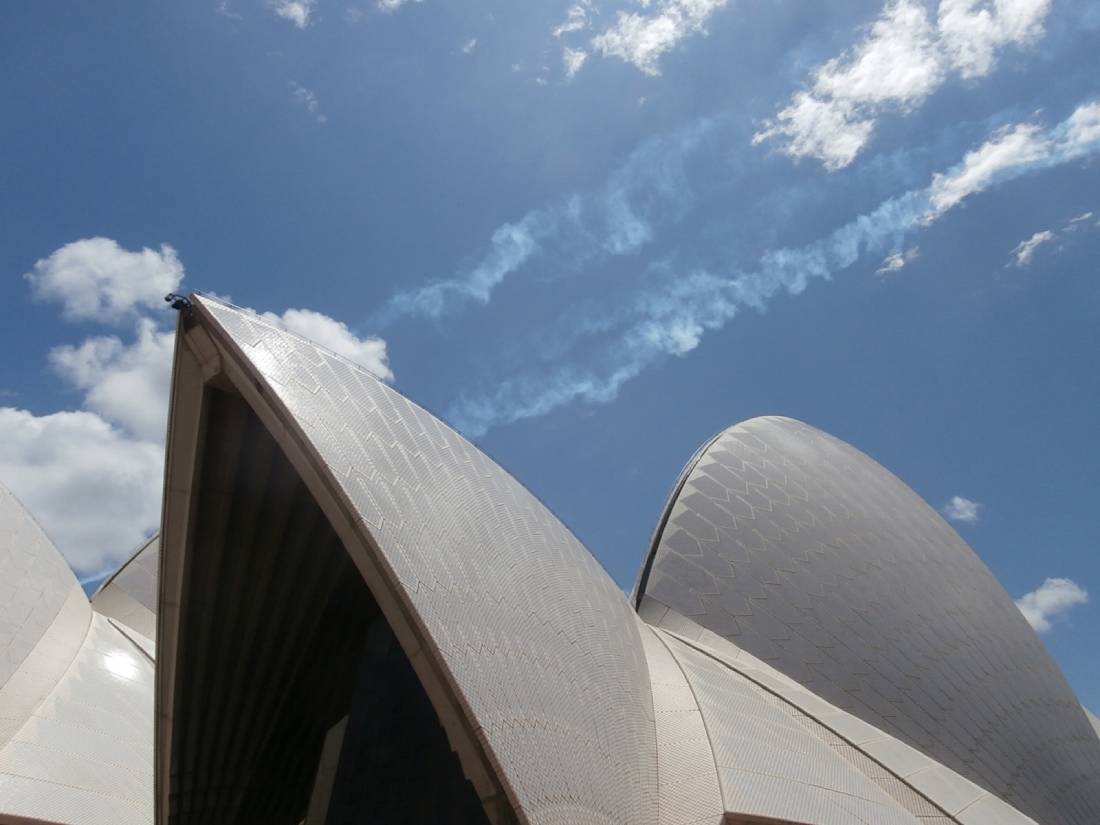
left=448, top=100, right=1100, bottom=436
left=375, top=117, right=721, bottom=325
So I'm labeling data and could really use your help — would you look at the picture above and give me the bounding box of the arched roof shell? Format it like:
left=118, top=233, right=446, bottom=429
left=172, top=295, right=659, bottom=825
left=636, top=416, right=1100, bottom=825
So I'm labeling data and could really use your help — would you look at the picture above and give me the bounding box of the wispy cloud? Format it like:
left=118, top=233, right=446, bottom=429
left=447, top=100, right=1100, bottom=435
left=376, top=117, right=720, bottom=324
left=942, top=495, right=981, bottom=524
left=1009, top=229, right=1055, bottom=266
left=876, top=246, right=920, bottom=274
left=563, top=46, right=588, bottom=79
left=592, top=0, right=730, bottom=76
left=377, top=0, right=422, bottom=12
left=1017, top=577, right=1089, bottom=633
left=755, top=0, right=1051, bottom=169
left=460, top=37, right=478, bottom=55
left=217, top=0, right=243, bottom=21
left=553, top=1, right=592, bottom=38
left=1007, top=207, right=1098, bottom=266
left=1065, top=210, right=1095, bottom=229
left=289, top=81, right=327, bottom=123
left=270, top=0, right=315, bottom=28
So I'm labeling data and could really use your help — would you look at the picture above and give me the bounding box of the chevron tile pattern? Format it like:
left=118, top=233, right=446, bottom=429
left=640, top=416, right=1100, bottom=825
left=199, top=296, right=659, bottom=825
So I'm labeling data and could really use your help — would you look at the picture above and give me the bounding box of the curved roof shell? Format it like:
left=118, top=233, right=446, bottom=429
left=157, top=295, right=658, bottom=825
left=1086, top=708, right=1100, bottom=742
left=92, top=534, right=159, bottom=643
left=0, top=484, right=154, bottom=825
left=640, top=612, right=932, bottom=825
left=0, top=484, right=89, bottom=753
left=636, top=416, right=1100, bottom=825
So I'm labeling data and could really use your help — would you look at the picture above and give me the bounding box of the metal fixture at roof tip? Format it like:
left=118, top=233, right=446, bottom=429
left=165, top=293, right=193, bottom=317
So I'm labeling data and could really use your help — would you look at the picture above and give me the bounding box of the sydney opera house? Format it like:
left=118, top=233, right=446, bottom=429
left=2, top=293, right=1099, bottom=825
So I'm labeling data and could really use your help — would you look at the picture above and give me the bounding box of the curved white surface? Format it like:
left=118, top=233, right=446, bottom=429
left=658, top=631, right=923, bottom=825
left=638, top=416, right=1100, bottom=825
left=643, top=600, right=1041, bottom=825
left=91, top=535, right=158, bottom=643
left=190, top=296, right=659, bottom=825
left=0, top=614, right=154, bottom=825
left=0, top=485, right=90, bottom=752
left=639, top=621, right=722, bottom=825
left=0, top=485, right=153, bottom=825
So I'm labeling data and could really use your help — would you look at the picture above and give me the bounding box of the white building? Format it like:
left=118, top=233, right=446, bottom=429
left=1, top=294, right=1098, bottom=825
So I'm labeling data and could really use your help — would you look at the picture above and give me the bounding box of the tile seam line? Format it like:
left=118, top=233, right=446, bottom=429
left=90, top=534, right=158, bottom=602
left=633, top=428, right=728, bottom=608
left=0, top=588, right=92, bottom=755
left=663, top=629, right=958, bottom=823
left=650, top=627, right=725, bottom=818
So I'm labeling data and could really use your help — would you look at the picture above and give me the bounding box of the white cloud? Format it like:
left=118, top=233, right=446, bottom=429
left=460, top=37, right=478, bottom=55
left=8, top=236, right=393, bottom=577
left=1061, top=101, right=1100, bottom=151
left=937, top=0, right=1051, bottom=78
left=554, top=2, right=592, bottom=38
left=816, top=1, right=945, bottom=105
left=1016, top=577, right=1089, bottom=633
left=49, top=319, right=175, bottom=443
left=942, top=495, right=981, bottom=523
left=1009, top=229, right=1055, bottom=266
left=0, top=407, right=163, bottom=575
left=1004, top=207, right=1099, bottom=267
left=926, top=123, right=1050, bottom=215
left=377, top=0, right=421, bottom=12
left=753, top=92, right=876, bottom=172
left=592, top=0, right=730, bottom=76
left=876, top=246, right=920, bottom=273
left=289, top=81, right=327, bottom=123
left=25, top=237, right=184, bottom=325
left=563, top=47, right=588, bottom=79
left=260, top=308, right=393, bottom=380
left=270, top=0, right=315, bottom=27
left=756, top=0, right=1052, bottom=169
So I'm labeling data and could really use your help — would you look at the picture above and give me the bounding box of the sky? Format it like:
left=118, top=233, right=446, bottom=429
left=1, top=0, right=1098, bottom=708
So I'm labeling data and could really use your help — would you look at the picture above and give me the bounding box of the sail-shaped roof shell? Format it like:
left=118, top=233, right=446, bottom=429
left=159, top=295, right=659, bottom=825
left=637, top=416, right=1100, bottom=825
left=0, top=484, right=154, bottom=825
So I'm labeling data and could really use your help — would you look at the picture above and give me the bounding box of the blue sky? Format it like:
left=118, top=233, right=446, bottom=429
left=1, top=0, right=1098, bottom=708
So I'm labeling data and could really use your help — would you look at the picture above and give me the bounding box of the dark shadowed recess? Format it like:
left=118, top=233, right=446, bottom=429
left=168, top=388, right=490, bottom=825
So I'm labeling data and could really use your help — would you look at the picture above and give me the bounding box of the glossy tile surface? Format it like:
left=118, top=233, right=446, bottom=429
left=639, top=416, right=1100, bottom=825
left=92, top=534, right=159, bottom=642
left=197, top=296, right=659, bottom=825
left=0, top=485, right=152, bottom=825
